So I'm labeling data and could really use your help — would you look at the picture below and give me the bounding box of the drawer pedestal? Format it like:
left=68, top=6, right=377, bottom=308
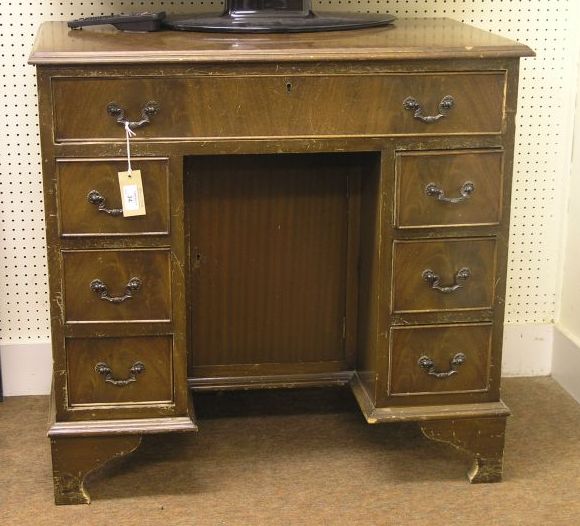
left=30, top=18, right=533, bottom=504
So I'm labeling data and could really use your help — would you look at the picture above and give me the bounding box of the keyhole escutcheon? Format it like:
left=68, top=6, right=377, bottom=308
left=286, top=81, right=293, bottom=94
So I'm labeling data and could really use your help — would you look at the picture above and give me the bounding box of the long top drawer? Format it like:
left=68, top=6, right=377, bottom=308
left=51, top=72, right=506, bottom=141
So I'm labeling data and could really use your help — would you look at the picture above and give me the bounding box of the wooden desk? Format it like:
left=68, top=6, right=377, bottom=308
left=29, top=18, right=533, bottom=505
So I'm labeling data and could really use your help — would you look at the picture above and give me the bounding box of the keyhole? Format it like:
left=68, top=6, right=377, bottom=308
left=193, top=249, right=202, bottom=269
left=286, top=82, right=293, bottom=94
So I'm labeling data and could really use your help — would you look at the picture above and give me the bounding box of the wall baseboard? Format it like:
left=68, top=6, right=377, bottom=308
left=0, top=341, right=52, bottom=396
left=0, top=324, right=554, bottom=396
left=552, top=325, right=580, bottom=403
left=501, top=323, right=553, bottom=377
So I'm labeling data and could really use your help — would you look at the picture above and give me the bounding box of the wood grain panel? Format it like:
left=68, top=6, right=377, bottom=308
left=63, top=249, right=172, bottom=322
left=389, top=324, right=492, bottom=396
left=185, top=153, right=361, bottom=372
left=52, top=72, right=505, bottom=141
left=67, top=335, right=173, bottom=406
left=392, top=238, right=496, bottom=313
left=57, top=158, right=170, bottom=236
left=396, top=149, right=503, bottom=228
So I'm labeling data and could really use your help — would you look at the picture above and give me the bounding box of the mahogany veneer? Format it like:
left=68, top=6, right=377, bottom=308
left=29, top=18, right=533, bottom=504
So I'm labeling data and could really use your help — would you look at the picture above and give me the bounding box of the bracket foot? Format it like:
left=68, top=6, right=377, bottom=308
left=51, top=434, right=142, bottom=505
left=420, top=416, right=507, bottom=483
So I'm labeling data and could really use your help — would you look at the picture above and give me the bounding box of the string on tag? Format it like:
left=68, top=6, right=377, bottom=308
left=124, top=121, right=136, bottom=175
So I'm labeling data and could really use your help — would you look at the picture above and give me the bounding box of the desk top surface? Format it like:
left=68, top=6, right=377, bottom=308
left=29, top=17, right=534, bottom=65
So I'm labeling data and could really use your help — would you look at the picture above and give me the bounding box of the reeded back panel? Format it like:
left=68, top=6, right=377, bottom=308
left=185, top=153, right=364, bottom=377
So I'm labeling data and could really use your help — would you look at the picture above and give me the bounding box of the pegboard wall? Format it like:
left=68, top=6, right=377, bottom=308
left=0, top=1, right=579, bottom=343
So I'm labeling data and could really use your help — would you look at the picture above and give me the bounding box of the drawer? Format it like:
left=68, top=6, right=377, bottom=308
left=66, top=335, right=173, bottom=406
left=57, top=158, right=170, bottom=236
left=392, top=238, right=496, bottom=313
left=63, top=249, right=172, bottom=323
left=51, top=72, right=506, bottom=141
left=395, top=150, right=504, bottom=228
left=389, top=324, right=491, bottom=396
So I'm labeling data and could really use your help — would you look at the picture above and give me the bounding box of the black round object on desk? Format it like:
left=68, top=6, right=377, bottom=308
left=164, top=0, right=396, bottom=33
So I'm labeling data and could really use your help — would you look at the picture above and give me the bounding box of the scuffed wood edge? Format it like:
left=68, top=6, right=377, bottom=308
left=51, top=434, right=142, bottom=505
left=420, top=416, right=507, bottom=483
left=350, top=371, right=377, bottom=420
left=49, top=416, right=198, bottom=437
left=189, top=371, right=354, bottom=391
left=28, top=46, right=535, bottom=66
left=368, top=400, right=510, bottom=423
left=351, top=371, right=510, bottom=423
left=467, top=456, right=504, bottom=484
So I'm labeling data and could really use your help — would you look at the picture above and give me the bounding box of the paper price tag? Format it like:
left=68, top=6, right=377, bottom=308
left=123, top=184, right=140, bottom=211
left=118, top=169, right=146, bottom=217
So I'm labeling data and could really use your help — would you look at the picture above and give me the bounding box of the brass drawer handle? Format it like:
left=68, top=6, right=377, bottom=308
left=425, top=181, right=475, bottom=203
left=95, top=361, right=145, bottom=386
left=90, top=277, right=142, bottom=303
left=106, top=100, right=160, bottom=130
left=403, top=95, right=455, bottom=123
left=422, top=267, right=471, bottom=293
left=417, top=353, right=466, bottom=379
left=87, top=189, right=123, bottom=216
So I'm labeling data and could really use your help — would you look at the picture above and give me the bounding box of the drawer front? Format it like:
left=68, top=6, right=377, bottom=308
left=52, top=72, right=505, bottom=141
left=57, top=159, right=169, bottom=237
left=395, top=150, right=503, bottom=228
left=389, top=324, right=492, bottom=396
left=67, top=335, right=173, bottom=406
left=57, top=158, right=170, bottom=236
left=63, top=249, right=172, bottom=322
left=392, top=238, right=496, bottom=313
